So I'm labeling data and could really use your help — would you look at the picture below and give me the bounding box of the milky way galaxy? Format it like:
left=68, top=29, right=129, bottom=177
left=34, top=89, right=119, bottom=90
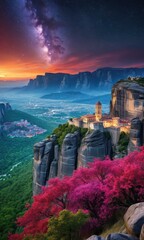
left=0, top=0, right=144, bottom=80
left=25, top=0, right=65, bottom=63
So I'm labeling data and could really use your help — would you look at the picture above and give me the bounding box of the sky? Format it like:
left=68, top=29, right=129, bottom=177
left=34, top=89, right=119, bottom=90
left=0, top=0, right=144, bottom=81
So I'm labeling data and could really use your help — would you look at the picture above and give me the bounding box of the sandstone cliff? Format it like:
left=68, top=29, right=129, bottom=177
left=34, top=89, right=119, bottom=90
left=33, top=130, right=112, bottom=195
left=26, top=68, right=144, bottom=92
left=111, top=79, right=144, bottom=120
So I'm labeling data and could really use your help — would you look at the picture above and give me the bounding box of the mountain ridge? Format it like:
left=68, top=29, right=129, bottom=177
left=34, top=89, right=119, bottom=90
left=25, top=67, right=144, bottom=92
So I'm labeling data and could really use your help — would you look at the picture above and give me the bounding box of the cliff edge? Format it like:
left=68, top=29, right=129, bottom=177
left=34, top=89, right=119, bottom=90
left=111, top=78, right=144, bottom=120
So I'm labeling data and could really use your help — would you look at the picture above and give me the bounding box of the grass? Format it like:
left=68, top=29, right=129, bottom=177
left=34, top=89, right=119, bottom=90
left=101, top=218, right=125, bottom=238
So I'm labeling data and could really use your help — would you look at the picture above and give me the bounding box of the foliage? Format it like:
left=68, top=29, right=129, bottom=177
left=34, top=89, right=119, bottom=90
left=0, top=110, right=57, bottom=239
left=10, top=147, right=144, bottom=240
left=0, top=110, right=56, bottom=174
left=46, top=210, right=89, bottom=240
left=119, top=77, right=144, bottom=87
left=133, top=77, right=144, bottom=87
left=118, top=131, right=129, bottom=153
left=51, top=123, right=88, bottom=147
left=0, top=161, right=32, bottom=240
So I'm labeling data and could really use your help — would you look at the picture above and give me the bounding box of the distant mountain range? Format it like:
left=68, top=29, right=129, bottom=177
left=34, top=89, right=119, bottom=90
left=25, top=67, right=144, bottom=92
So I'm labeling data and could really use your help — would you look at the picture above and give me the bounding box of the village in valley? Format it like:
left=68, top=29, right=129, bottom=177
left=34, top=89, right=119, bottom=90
left=2, top=119, right=46, bottom=138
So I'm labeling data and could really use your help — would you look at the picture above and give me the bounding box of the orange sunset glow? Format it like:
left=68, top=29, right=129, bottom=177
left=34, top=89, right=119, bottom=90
left=1, top=0, right=144, bottom=82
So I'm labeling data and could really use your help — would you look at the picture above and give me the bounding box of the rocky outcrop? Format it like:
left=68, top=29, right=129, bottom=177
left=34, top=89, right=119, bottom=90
left=140, top=225, right=144, bottom=240
left=106, top=233, right=138, bottom=239
left=78, top=130, right=112, bottom=167
left=33, top=135, right=58, bottom=195
left=59, top=131, right=80, bottom=177
left=0, top=102, right=12, bottom=123
left=87, top=234, right=138, bottom=240
left=111, top=79, right=144, bottom=120
left=33, top=130, right=112, bottom=195
left=87, top=236, right=105, bottom=240
left=26, top=68, right=144, bottom=92
left=33, top=131, right=80, bottom=195
left=87, top=203, right=144, bottom=240
left=124, top=202, right=144, bottom=237
left=128, top=118, right=143, bottom=153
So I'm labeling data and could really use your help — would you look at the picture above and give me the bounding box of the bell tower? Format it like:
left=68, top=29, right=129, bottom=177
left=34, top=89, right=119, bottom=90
left=95, top=101, right=102, bottom=121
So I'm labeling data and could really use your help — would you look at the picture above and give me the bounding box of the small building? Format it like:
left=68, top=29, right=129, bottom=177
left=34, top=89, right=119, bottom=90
left=81, top=114, right=95, bottom=123
left=68, top=101, right=131, bottom=145
left=95, top=101, right=102, bottom=121
left=90, top=121, right=104, bottom=132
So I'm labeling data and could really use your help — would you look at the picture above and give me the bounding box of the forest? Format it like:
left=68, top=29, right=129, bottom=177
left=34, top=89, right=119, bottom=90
left=0, top=110, right=57, bottom=240
left=9, top=147, right=144, bottom=240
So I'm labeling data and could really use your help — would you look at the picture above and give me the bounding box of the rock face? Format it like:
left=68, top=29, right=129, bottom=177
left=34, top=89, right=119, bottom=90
left=33, top=130, right=112, bottom=195
left=124, top=202, right=144, bottom=237
left=111, top=80, right=144, bottom=120
left=128, top=118, right=143, bottom=153
left=0, top=102, right=12, bottom=123
left=59, top=131, right=80, bottom=177
left=87, top=203, right=144, bottom=240
left=106, top=233, right=138, bottom=240
left=87, top=236, right=105, bottom=240
left=78, top=130, right=112, bottom=167
left=33, top=131, right=80, bottom=195
left=140, top=225, right=144, bottom=240
left=26, top=68, right=144, bottom=92
left=87, top=234, right=138, bottom=240
left=33, top=135, right=58, bottom=195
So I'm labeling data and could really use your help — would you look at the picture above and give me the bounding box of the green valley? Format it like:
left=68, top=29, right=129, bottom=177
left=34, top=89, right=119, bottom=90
left=0, top=109, right=57, bottom=240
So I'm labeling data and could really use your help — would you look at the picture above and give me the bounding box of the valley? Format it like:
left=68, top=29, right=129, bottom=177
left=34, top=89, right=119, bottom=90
left=0, top=89, right=110, bottom=239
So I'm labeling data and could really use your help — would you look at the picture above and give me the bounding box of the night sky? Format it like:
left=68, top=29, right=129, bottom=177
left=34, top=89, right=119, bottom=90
left=0, top=0, right=144, bottom=80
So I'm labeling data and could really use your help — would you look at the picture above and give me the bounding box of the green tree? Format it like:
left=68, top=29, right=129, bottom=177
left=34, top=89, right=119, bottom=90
left=118, top=131, right=129, bottom=153
left=46, top=210, right=89, bottom=240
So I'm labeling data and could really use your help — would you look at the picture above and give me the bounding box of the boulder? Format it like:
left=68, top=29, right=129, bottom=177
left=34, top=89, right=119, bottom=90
left=124, top=202, right=144, bottom=237
left=106, top=233, right=138, bottom=240
left=87, top=235, right=105, bottom=240
left=140, top=224, right=144, bottom=240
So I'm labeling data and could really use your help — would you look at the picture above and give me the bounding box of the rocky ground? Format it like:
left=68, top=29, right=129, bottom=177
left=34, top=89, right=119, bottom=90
left=87, top=202, right=144, bottom=240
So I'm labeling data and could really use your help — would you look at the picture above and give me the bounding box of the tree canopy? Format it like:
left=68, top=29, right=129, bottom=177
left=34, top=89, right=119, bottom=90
left=9, top=147, right=144, bottom=240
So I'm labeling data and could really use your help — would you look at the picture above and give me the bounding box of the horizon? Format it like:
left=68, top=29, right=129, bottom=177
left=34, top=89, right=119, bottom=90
left=1, top=66, right=144, bottom=82
left=1, top=0, right=144, bottom=81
